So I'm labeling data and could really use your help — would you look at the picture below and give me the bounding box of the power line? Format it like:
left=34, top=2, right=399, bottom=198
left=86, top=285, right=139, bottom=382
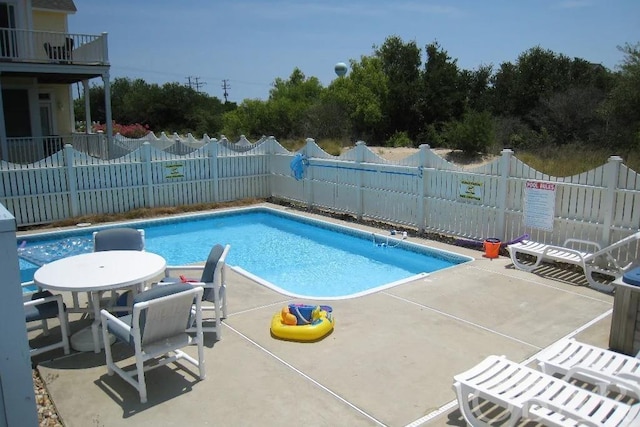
left=111, top=65, right=271, bottom=88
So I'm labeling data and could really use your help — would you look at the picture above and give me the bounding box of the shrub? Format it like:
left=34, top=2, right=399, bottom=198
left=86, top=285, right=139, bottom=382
left=93, top=122, right=150, bottom=138
left=386, top=131, right=413, bottom=148
left=442, top=110, right=494, bottom=155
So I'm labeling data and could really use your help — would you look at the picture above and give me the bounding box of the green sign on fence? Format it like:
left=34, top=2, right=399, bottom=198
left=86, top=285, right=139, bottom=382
left=165, top=163, right=184, bottom=179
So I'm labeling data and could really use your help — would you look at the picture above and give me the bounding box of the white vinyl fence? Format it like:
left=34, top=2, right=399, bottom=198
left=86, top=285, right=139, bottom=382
left=1, top=135, right=639, bottom=264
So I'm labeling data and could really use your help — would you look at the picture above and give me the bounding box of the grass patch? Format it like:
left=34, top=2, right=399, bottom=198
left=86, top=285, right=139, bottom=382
left=516, top=145, right=640, bottom=176
left=278, top=138, right=346, bottom=156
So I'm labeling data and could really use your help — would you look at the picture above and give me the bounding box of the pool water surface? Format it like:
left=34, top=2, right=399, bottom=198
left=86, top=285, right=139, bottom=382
left=18, top=207, right=472, bottom=299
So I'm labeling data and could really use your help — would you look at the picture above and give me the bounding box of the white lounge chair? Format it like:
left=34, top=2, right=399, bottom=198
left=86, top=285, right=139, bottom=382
left=536, top=338, right=640, bottom=399
left=507, top=232, right=640, bottom=293
left=162, top=244, right=230, bottom=340
left=453, top=355, right=640, bottom=427
left=100, top=283, right=205, bottom=404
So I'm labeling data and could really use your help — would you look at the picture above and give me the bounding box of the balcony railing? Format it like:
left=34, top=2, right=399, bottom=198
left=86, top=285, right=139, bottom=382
left=2, top=134, right=108, bottom=167
left=0, top=29, right=108, bottom=65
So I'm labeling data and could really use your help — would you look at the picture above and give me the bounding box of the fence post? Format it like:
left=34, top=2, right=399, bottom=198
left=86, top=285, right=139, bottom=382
left=266, top=136, right=276, bottom=196
left=495, top=148, right=513, bottom=240
left=63, top=144, right=79, bottom=217
left=141, top=142, right=155, bottom=208
left=355, top=140, right=366, bottom=221
left=209, top=139, right=219, bottom=202
left=418, top=144, right=430, bottom=232
left=602, top=155, right=623, bottom=245
left=304, top=138, right=315, bottom=209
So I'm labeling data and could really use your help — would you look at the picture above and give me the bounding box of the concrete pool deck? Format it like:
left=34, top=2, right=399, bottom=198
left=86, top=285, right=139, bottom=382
left=29, top=205, right=615, bottom=426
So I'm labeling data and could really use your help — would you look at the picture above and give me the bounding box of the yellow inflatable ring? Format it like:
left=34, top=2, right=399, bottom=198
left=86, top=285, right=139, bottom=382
left=270, top=304, right=334, bottom=342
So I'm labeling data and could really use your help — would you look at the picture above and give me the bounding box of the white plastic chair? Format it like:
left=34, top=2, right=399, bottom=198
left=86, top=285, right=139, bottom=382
left=453, top=354, right=640, bottom=426
left=100, top=283, right=205, bottom=404
left=69, top=228, right=146, bottom=312
left=507, top=232, right=640, bottom=292
left=23, top=283, right=70, bottom=358
left=162, top=244, right=230, bottom=340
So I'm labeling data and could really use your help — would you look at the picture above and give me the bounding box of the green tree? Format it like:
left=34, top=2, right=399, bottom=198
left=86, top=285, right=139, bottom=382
left=266, top=68, right=324, bottom=138
left=221, top=99, right=269, bottom=140
left=75, top=77, right=228, bottom=136
left=605, top=42, right=640, bottom=150
left=374, top=36, right=422, bottom=141
left=462, top=64, right=493, bottom=113
left=416, top=42, right=466, bottom=138
left=328, top=55, right=389, bottom=143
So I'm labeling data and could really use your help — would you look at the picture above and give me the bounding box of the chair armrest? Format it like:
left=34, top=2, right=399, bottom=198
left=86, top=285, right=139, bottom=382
left=523, top=397, right=600, bottom=427
left=100, top=309, right=130, bottom=332
left=23, top=293, right=62, bottom=308
left=164, top=265, right=204, bottom=275
left=563, top=238, right=602, bottom=251
left=566, top=365, right=640, bottom=398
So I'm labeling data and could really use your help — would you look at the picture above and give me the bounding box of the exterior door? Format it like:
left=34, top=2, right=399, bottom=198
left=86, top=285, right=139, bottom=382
left=39, top=99, right=54, bottom=136
left=40, top=94, right=62, bottom=155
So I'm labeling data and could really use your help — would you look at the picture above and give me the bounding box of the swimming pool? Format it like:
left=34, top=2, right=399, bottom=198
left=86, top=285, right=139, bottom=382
left=17, top=206, right=473, bottom=299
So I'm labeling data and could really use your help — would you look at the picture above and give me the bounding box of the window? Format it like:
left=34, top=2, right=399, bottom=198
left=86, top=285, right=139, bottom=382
left=0, top=2, right=17, bottom=58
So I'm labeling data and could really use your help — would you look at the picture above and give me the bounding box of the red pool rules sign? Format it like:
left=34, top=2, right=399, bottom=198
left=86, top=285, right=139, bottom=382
left=524, top=180, right=556, bottom=231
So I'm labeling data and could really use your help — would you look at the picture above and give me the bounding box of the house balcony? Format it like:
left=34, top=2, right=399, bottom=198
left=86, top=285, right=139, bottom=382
left=0, top=29, right=108, bottom=82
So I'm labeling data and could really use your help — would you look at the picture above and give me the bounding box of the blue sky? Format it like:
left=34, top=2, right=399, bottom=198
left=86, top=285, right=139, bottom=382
left=70, top=0, right=639, bottom=103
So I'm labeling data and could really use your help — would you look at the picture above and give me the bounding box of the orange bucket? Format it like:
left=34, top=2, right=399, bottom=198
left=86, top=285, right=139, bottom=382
left=483, top=238, right=501, bottom=259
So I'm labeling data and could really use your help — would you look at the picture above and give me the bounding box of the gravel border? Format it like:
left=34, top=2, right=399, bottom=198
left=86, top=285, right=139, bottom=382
left=33, top=368, right=63, bottom=427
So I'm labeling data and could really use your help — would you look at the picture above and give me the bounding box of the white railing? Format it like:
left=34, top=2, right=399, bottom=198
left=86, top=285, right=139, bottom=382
left=1, top=135, right=639, bottom=266
left=1, top=132, right=260, bottom=165
left=0, top=29, right=107, bottom=65
left=3, top=134, right=106, bottom=166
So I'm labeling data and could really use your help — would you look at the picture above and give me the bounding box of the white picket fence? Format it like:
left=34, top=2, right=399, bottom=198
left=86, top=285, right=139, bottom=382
left=1, top=135, right=639, bottom=265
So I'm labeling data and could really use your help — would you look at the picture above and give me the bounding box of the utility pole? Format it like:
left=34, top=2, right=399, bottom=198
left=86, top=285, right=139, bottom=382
left=221, top=79, right=230, bottom=103
left=193, top=76, right=206, bottom=93
left=185, top=76, right=206, bottom=92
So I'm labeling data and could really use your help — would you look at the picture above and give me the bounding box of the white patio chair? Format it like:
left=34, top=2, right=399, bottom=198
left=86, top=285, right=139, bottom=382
left=23, top=283, right=70, bottom=358
left=100, top=283, right=205, bottom=404
left=536, top=338, right=640, bottom=399
left=93, top=228, right=145, bottom=252
left=70, top=228, right=146, bottom=312
left=162, top=244, right=230, bottom=340
left=507, top=231, right=640, bottom=293
left=453, top=354, right=640, bottom=427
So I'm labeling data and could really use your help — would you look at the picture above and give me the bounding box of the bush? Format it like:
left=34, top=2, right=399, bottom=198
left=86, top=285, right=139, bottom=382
left=386, top=131, right=413, bottom=147
left=442, top=110, right=494, bottom=155
left=93, top=122, right=150, bottom=138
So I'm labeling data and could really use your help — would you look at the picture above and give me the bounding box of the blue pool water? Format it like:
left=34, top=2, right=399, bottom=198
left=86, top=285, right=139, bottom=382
left=18, top=207, right=472, bottom=298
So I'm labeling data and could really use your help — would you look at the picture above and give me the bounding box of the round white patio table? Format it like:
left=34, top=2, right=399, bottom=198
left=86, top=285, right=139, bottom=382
left=34, top=250, right=166, bottom=353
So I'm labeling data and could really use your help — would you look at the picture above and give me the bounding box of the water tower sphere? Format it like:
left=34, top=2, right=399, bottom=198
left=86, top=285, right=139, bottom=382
left=334, top=62, right=348, bottom=77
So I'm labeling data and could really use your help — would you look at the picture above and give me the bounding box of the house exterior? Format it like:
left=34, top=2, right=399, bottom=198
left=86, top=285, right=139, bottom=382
left=0, top=0, right=113, bottom=163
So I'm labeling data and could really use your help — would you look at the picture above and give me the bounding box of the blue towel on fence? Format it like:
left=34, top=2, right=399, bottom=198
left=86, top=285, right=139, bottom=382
left=290, top=153, right=306, bottom=180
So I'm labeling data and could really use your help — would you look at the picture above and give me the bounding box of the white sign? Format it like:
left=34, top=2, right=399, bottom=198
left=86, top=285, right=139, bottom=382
left=524, top=180, right=556, bottom=231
